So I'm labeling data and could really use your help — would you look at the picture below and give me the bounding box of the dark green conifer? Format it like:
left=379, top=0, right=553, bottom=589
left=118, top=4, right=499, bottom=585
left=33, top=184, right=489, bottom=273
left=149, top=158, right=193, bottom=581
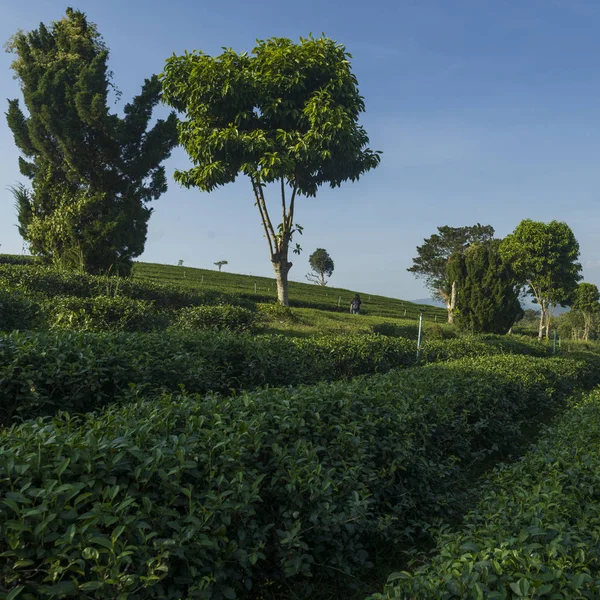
left=6, top=8, right=178, bottom=274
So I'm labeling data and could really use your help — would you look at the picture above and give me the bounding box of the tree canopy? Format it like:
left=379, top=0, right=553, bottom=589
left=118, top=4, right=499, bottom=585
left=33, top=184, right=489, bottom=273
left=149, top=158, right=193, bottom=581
left=499, top=220, right=581, bottom=339
left=161, top=35, right=380, bottom=304
left=408, top=224, right=495, bottom=323
left=6, top=8, right=178, bottom=274
left=448, top=240, right=522, bottom=334
left=306, top=248, right=334, bottom=285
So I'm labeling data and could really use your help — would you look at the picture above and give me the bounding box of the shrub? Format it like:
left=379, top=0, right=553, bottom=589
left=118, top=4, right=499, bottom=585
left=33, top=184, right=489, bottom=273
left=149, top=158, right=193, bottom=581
left=256, top=302, right=298, bottom=322
left=371, top=321, right=456, bottom=340
left=0, top=330, right=590, bottom=428
left=45, top=296, right=169, bottom=333
left=0, top=265, right=253, bottom=311
left=371, top=388, right=600, bottom=599
left=0, top=288, right=41, bottom=332
left=0, top=355, right=588, bottom=599
left=0, top=254, right=36, bottom=265
left=172, top=305, right=257, bottom=333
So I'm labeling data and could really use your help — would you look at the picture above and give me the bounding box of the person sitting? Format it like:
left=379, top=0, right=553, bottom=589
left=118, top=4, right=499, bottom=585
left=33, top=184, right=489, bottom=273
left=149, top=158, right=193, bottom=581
left=350, top=294, right=362, bottom=314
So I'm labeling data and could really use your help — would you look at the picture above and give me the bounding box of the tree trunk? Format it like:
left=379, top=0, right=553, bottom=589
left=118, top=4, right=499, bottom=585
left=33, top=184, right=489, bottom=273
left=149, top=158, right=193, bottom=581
left=438, top=282, right=457, bottom=324
left=538, top=302, right=546, bottom=341
left=272, top=252, right=292, bottom=306
left=584, top=313, right=591, bottom=341
left=448, top=281, right=457, bottom=324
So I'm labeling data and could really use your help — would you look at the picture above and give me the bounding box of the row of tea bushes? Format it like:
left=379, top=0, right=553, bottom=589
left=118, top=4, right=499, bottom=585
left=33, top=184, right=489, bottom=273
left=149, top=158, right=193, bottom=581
left=0, top=264, right=249, bottom=312
left=0, top=330, right=563, bottom=427
left=370, top=386, right=600, bottom=599
left=0, top=331, right=420, bottom=425
left=0, top=355, right=589, bottom=599
left=0, top=286, right=258, bottom=334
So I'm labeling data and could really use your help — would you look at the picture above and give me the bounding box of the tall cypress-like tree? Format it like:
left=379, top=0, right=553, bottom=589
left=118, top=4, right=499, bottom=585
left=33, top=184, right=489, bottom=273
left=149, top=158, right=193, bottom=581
left=6, top=8, right=178, bottom=274
left=448, top=240, right=523, bottom=334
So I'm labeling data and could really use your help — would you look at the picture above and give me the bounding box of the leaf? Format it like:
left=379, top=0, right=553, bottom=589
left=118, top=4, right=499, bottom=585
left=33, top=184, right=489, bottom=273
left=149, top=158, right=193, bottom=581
left=7, top=586, right=25, bottom=600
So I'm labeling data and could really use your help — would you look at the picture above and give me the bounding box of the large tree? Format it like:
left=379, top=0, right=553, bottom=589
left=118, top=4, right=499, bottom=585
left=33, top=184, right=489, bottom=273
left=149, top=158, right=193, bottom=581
left=161, top=36, right=380, bottom=305
left=447, top=240, right=522, bottom=334
left=306, top=248, right=334, bottom=286
left=499, top=220, right=582, bottom=340
left=407, top=224, right=495, bottom=323
left=572, top=282, right=600, bottom=341
left=6, top=8, right=178, bottom=274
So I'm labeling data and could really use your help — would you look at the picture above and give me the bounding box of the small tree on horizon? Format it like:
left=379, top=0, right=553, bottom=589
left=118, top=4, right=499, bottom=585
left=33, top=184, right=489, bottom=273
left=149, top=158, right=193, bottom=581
left=161, top=35, right=380, bottom=305
left=214, top=260, right=228, bottom=272
left=306, top=248, right=334, bottom=286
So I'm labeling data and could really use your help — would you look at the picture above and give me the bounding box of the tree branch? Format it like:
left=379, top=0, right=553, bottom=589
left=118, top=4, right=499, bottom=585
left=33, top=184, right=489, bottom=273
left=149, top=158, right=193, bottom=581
left=256, top=179, right=278, bottom=252
left=281, top=177, right=287, bottom=229
left=287, top=183, right=298, bottom=231
left=251, top=176, right=274, bottom=257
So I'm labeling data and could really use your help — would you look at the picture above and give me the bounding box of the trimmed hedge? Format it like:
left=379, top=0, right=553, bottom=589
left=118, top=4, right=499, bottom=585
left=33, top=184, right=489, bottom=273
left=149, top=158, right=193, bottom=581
left=0, top=331, right=419, bottom=425
left=172, top=305, right=257, bottom=333
left=0, top=265, right=251, bottom=311
left=0, top=289, right=41, bottom=333
left=371, top=387, right=600, bottom=599
left=0, top=355, right=589, bottom=599
left=0, top=329, right=569, bottom=427
left=46, top=296, right=169, bottom=333
left=0, top=254, right=36, bottom=266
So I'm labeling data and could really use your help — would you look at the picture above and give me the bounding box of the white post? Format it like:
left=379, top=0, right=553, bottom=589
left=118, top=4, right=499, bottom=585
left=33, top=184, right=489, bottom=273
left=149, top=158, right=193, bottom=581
left=416, top=310, right=423, bottom=358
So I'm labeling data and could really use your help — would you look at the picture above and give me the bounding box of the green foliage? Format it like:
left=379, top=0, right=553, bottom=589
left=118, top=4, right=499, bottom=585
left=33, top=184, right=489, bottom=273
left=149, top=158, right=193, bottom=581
left=408, top=224, right=495, bottom=304
left=306, top=248, right=334, bottom=285
left=0, top=255, right=36, bottom=266
left=371, top=387, right=600, bottom=599
left=0, top=288, right=41, bottom=332
left=449, top=241, right=523, bottom=334
left=500, top=220, right=582, bottom=338
left=6, top=8, right=178, bottom=274
left=0, top=331, right=415, bottom=425
left=0, top=265, right=244, bottom=311
left=45, top=296, right=168, bottom=333
left=161, top=35, right=380, bottom=305
left=0, top=329, right=562, bottom=428
left=172, top=305, right=257, bottom=333
left=0, top=355, right=589, bottom=598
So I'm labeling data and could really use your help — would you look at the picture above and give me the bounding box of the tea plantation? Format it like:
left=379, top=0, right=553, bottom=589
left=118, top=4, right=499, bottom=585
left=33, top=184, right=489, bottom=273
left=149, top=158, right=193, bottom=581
left=1, top=257, right=600, bottom=599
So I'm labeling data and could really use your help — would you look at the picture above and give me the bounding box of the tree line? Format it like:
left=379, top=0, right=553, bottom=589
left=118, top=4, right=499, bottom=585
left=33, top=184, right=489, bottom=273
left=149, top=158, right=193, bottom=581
left=6, top=8, right=378, bottom=304
left=408, top=220, right=597, bottom=340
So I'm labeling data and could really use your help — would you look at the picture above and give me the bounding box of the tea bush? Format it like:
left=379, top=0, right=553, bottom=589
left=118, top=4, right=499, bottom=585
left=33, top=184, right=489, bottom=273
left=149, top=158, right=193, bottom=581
left=372, top=321, right=456, bottom=340
left=172, top=305, right=257, bottom=333
left=0, top=265, right=250, bottom=312
left=0, top=288, right=42, bottom=333
left=0, top=254, right=36, bottom=265
left=45, top=296, right=170, bottom=333
left=0, top=331, right=417, bottom=425
left=0, top=355, right=588, bottom=599
left=0, top=330, right=590, bottom=427
left=371, top=387, right=600, bottom=599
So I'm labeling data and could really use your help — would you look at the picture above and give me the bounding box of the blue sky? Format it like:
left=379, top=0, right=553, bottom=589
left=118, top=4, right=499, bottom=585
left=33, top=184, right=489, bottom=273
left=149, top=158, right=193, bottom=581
left=1, top=0, right=600, bottom=300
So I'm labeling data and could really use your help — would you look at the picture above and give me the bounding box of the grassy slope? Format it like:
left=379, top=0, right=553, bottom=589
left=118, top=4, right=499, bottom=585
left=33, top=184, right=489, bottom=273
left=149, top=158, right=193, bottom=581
left=132, top=261, right=448, bottom=322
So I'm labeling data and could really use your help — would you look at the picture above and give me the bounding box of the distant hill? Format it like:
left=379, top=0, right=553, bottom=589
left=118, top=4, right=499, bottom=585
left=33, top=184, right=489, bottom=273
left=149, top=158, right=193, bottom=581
left=412, top=298, right=446, bottom=308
